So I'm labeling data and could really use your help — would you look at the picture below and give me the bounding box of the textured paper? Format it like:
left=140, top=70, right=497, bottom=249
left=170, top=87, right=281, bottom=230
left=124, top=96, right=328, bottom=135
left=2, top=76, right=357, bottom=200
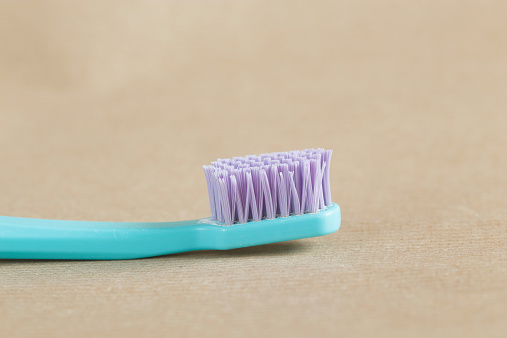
left=1, top=1, right=506, bottom=337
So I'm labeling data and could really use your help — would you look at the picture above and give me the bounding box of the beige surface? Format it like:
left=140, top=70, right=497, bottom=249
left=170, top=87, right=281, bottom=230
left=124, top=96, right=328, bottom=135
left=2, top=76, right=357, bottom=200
left=1, top=1, right=506, bottom=337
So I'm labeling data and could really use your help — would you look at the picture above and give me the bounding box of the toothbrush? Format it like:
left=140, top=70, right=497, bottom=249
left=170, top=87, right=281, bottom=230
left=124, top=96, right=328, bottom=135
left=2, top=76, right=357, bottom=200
left=0, top=149, right=341, bottom=260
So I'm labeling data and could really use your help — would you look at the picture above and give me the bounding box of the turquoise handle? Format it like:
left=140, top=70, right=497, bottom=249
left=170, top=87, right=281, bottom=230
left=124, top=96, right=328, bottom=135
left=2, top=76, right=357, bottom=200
left=0, top=203, right=340, bottom=260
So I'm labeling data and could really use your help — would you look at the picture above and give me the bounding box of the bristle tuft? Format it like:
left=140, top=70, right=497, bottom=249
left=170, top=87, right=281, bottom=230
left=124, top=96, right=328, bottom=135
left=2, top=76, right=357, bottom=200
left=203, top=149, right=333, bottom=225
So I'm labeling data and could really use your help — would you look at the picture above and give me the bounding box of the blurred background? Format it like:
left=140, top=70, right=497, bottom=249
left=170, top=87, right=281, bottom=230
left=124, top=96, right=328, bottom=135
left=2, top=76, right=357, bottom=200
left=1, top=1, right=506, bottom=337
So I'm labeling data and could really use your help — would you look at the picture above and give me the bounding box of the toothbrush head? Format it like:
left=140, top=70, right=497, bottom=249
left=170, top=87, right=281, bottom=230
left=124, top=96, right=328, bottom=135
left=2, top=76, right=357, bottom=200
left=203, top=149, right=334, bottom=226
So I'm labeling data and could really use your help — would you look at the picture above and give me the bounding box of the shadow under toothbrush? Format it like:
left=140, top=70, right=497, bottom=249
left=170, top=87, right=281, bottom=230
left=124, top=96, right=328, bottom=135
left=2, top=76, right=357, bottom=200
left=0, top=240, right=317, bottom=264
left=166, top=240, right=316, bottom=259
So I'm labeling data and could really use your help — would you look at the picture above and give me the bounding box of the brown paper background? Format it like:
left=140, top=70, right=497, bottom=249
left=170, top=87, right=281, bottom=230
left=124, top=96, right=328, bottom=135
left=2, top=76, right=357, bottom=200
left=1, top=1, right=506, bottom=337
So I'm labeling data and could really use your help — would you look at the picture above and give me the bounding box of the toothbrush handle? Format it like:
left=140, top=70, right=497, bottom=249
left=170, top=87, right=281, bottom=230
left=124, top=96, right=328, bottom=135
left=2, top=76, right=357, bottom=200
left=0, top=216, right=215, bottom=260
left=0, top=203, right=341, bottom=260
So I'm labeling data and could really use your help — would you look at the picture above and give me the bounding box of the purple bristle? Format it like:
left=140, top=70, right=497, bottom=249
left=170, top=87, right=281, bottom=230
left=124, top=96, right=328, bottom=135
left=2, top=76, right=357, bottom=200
left=203, top=149, right=333, bottom=225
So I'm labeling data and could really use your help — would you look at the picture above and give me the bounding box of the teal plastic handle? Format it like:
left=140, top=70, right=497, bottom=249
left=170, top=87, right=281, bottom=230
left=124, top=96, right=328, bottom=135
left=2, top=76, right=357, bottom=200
left=0, top=203, right=340, bottom=260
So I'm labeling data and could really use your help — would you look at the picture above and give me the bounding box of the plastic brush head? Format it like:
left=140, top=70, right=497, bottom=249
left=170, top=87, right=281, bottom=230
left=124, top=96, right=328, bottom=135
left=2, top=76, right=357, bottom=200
left=203, top=149, right=333, bottom=225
